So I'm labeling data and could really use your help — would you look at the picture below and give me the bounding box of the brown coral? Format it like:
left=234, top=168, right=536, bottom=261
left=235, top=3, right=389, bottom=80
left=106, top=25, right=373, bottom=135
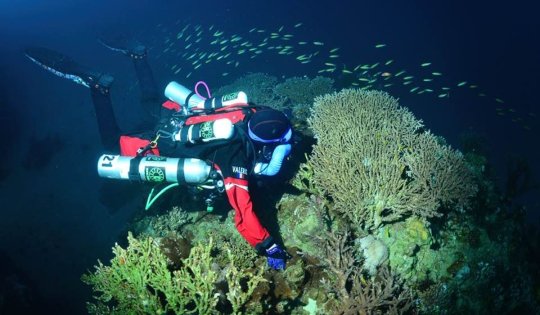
left=308, top=89, right=477, bottom=230
left=316, top=229, right=413, bottom=315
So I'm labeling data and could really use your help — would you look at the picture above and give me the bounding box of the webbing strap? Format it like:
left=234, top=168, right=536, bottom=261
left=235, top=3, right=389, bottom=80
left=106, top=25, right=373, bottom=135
left=184, top=92, right=196, bottom=108
left=129, top=156, right=142, bottom=181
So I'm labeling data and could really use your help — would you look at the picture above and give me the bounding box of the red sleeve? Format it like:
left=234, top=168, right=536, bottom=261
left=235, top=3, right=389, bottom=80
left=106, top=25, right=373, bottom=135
left=223, top=177, right=270, bottom=247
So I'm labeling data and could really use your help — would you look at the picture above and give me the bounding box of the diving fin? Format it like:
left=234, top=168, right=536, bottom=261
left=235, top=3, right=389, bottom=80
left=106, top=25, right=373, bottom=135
left=98, top=35, right=146, bottom=58
left=25, top=46, right=113, bottom=89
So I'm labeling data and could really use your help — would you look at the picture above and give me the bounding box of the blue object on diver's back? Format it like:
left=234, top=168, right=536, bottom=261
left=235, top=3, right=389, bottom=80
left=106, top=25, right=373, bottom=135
left=253, top=144, right=292, bottom=176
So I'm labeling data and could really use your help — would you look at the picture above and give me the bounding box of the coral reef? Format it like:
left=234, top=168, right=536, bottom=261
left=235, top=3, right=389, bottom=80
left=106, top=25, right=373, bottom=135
left=274, top=76, right=335, bottom=124
left=274, top=76, right=334, bottom=106
left=82, top=232, right=219, bottom=314
left=224, top=248, right=267, bottom=315
left=82, top=232, right=269, bottom=314
left=308, top=89, right=477, bottom=230
left=356, top=235, right=389, bottom=276
left=411, top=213, right=540, bottom=314
left=316, top=229, right=413, bottom=314
left=182, top=210, right=259, bottom=270
left=276, top=193, right=328, bottom=258
left=134, top=206, right=194, bottom=237
left=82, top=83, right=540, bottom=314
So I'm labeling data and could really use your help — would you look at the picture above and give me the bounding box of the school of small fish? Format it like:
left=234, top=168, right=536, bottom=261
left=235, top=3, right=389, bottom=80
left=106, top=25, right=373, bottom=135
left=143, top=21, right=535, bottom=131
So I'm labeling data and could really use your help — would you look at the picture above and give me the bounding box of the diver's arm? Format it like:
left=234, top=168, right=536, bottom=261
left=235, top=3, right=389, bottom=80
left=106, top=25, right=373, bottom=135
left=223, top=176, right=272, bottom=248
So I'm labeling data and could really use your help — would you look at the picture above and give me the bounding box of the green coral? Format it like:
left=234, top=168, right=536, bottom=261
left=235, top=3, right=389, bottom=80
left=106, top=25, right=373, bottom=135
left=376, top=218, right=450, bottom=284
left=134, top=206, right=194, bottom=238
left=291, top=158, right=323, bottom=196
left=82, top=232, right=218, bottom=314
left=404, top=217, right=431, bottom=243
left=277, top=193, right=330, bottom=258
left=225, top=248, right=267, bottom=315
left=182, top=210, right=258, bottom=270
left=375, top=214, right=502, bottom=288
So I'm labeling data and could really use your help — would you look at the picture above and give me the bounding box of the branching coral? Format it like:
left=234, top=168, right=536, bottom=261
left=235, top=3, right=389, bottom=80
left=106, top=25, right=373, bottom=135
left=82, top=232, right=175, bottom=314
left=317, top=229, right=357, bottom=300
left=82, top=230, right=274, bottom=314
left=224, top=248, right=267, bottom=315
left=166, top=238, right=218, bottom=314
left=292, top=156, right=325, bottom=197
left=307, top=89, right=477, bottom=230
left=343, top=266, right=413, bottom=315
left=82, top=233, right=219, bottom=314
left=183, top=210, right=258, bottom=270
left=144, top=206, right=192, bottom=237
left=316, top=229, right=413, bottom=314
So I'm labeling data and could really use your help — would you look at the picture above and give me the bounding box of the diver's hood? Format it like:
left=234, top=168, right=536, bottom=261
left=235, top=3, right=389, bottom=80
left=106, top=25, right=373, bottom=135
left=248, top=109, right=292, bottom=143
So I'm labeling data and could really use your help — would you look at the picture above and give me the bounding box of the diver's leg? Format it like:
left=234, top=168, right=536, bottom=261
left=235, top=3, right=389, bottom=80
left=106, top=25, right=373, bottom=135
left=99, top=37, right=160, bottom=121
left=90, top=82, right=121, bottom=151
left=132, top=49, right=160, bottom=120
left=25, top=47, right=121, bottom=151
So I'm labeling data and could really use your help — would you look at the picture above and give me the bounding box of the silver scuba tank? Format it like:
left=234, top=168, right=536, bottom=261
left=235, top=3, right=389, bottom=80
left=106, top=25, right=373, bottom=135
left=164, top=81, right=248, bottom=112
left=164, top=81, right=205, bottom=110
left=174, top=118, right=234, bottom=144
left=97, top=154, right=211, bottom=184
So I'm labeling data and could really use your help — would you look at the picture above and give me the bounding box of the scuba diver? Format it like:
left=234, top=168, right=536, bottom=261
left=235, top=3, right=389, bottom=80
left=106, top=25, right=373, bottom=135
left=25, top=37, right=292, bottom=270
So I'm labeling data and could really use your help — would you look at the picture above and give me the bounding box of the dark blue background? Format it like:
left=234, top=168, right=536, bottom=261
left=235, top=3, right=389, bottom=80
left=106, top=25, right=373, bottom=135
left=1, top=0, right=538, bottom=313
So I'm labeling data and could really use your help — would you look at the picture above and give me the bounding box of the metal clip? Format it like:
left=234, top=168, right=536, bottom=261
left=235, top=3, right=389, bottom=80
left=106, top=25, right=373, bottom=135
left=150, top=134, right=160, bottom=148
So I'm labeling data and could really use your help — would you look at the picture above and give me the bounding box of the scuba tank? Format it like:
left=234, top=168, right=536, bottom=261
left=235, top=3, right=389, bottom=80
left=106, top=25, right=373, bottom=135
left=164, top=81, right=248, bottom=112
left=97, top=154, right=225, bottom=212
left=97, top=154, right=212, bottom=184
left=174, top=118, right=235, bottom=144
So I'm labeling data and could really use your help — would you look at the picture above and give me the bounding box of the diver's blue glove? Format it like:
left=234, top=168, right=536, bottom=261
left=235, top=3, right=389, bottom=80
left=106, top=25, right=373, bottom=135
left=266, top=244, right=287, bottom=270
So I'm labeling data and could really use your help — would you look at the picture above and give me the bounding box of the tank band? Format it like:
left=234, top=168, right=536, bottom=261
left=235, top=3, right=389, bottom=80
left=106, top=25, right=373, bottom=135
left=176, top=159, right=185, bottom=184
left=184, top=91, right=196, bottom=107
left=129, top=156, right=142, bottom=181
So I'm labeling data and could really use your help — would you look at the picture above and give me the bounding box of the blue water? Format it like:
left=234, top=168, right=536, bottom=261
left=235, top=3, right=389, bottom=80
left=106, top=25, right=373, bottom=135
left=1, top=0, right=539, bottom=313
